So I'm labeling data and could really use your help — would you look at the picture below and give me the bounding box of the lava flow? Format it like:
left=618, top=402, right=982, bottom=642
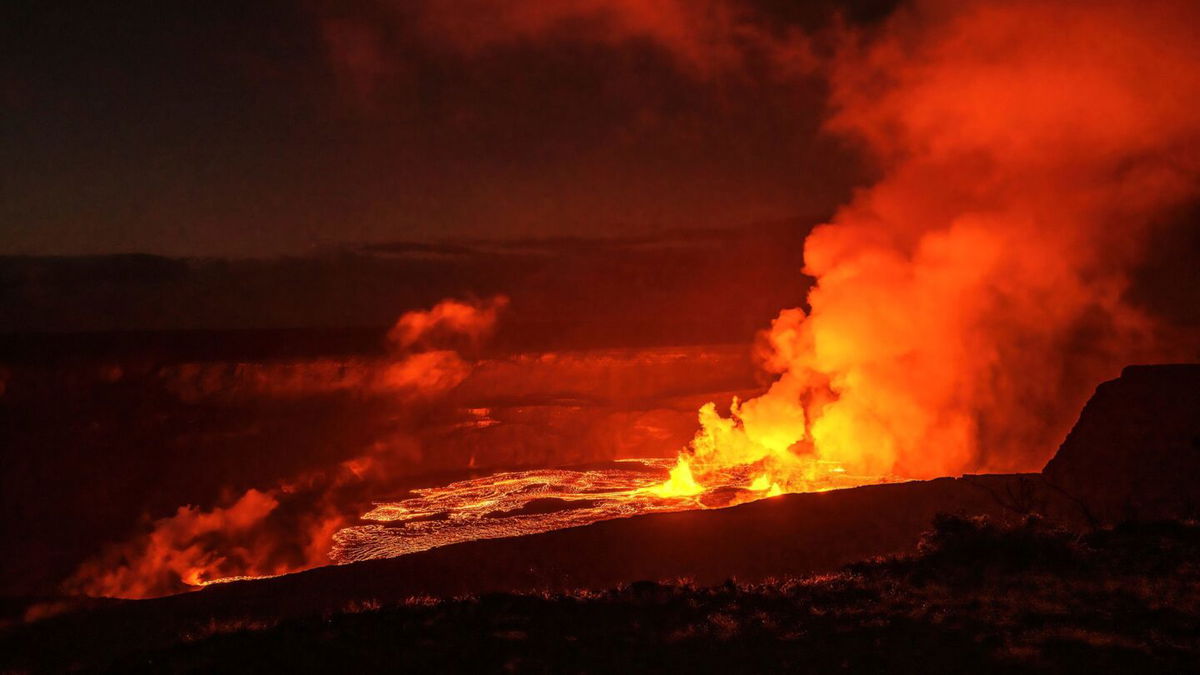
left=332, top=457, right=889, bottom=564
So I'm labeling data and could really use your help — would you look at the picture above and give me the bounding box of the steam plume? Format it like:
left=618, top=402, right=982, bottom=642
left=683, top=0, right=1200, bottom=488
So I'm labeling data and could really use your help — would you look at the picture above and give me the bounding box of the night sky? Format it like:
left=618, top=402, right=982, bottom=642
left=3, top=0, right=895, bottom=257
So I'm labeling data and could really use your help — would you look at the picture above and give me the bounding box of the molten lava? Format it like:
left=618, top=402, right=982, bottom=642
left=332, top=457, right=888, bottom=564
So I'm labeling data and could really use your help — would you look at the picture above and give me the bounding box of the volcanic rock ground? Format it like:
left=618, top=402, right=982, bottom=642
left=1044, top=364, right=1200, bottom=523
left=20, top=517, right=1200, bottom=673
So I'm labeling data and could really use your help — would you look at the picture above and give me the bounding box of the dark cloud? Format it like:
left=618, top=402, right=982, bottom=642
left=0, top=221, right=813, bottom=350
left=1, top=0, right=891, bottom=256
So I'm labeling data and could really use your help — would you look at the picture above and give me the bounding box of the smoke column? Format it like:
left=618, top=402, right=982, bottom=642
left=681, top=0, right=1200, bottom=488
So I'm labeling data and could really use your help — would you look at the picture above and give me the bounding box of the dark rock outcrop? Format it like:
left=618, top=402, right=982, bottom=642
left=1043, top=364, right=1200, bottom=524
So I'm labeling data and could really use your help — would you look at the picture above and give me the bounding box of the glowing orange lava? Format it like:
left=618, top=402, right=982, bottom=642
left=331, top=458, right=891, bottom=564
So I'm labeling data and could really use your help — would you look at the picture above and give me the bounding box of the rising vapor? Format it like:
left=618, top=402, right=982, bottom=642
left=676, top=0, right=1200, bottom=492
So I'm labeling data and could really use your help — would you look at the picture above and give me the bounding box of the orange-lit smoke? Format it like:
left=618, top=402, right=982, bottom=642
left=156, top=297, right=508, bottom=403
left=65, top=297, right=506, bottom=598
left=67, top=489, right=303, bottom=597
left=671, top=0, right=1200, bottom=493
left=388, top=295, right=508, bottom=352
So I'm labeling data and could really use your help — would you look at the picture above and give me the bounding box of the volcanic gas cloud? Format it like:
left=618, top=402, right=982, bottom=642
left=661, top=0, right=1200, bottom=496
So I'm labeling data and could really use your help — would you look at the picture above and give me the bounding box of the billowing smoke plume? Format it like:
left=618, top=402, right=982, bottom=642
left=66, top=297, right=506, bottom=598
left=682, top=0, right=1200, bottom=488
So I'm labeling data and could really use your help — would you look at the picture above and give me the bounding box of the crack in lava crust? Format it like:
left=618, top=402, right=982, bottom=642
left=330, top=459, right=888, bottom=564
